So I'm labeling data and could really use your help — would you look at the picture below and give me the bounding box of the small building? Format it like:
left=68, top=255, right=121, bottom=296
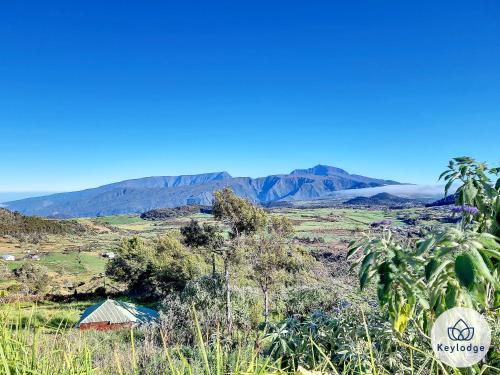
left=0, top=254, right=15, bottom=261
left=76, top=299, right=159, bottom=331
left=101, top=252, right=116, bottom=259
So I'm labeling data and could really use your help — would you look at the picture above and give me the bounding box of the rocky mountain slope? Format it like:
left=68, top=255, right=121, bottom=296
left=3, top=165, right=401, bottom=217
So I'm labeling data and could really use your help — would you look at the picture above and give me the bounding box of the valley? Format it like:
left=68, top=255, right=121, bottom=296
left=0, top=204, right=453, bottom=300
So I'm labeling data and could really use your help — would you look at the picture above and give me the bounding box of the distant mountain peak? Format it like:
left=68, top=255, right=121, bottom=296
left=290, top=164, right=349, bottom=176
left=215, top=171, right=232, bottom=179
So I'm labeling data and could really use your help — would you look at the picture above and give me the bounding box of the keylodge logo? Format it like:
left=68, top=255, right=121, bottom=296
left=431, top=307, right=491, bottom=367
left=447, top=319, right=474, bottom=341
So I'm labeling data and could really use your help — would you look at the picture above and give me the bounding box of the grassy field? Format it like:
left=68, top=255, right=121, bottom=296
left=0, top=205, right=450, bottom=298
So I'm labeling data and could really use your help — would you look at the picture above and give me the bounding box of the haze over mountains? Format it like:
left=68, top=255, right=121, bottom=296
left=3, top=165, right=404, bottom=218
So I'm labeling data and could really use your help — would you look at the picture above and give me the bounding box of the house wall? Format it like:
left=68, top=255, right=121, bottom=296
left=79, top=321, right=133, bottom=331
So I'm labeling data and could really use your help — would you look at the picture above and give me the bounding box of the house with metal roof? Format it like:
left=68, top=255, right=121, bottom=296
left=76, top=299, right=159, bottom=330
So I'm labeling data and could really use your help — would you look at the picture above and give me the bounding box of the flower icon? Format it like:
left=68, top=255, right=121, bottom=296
left=448, top=319, right=475, bottom=341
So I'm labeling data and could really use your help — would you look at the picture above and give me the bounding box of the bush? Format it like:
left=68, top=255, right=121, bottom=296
left=106, top=233, right=209, bottom=297
left=13, top=262, right=51, bottom=295
left=161, top=274, right=226, bottom=345
left=281, top=285, right=341, bottom=316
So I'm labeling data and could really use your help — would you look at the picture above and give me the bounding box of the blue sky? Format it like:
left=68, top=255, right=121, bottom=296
left=1, top=1, right=499, bottom=193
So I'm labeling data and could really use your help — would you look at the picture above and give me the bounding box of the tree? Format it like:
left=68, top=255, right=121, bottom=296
left=14, top=262, right=51, bottom=295
left=153, top=233, right=206, bottom=293
left=106, top=233, right=205, bottom=297
left=249, top=215, right=297, bottom=323
left=212, top=187, right=267, bottom=332
left=106, top=237, right=155, bottom=295
left=180, top=219, right=224, bottom=276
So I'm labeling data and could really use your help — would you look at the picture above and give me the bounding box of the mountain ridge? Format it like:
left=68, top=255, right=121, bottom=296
left=344, top=192, right=415, bottom=206
left=4, top=165, right=402, bottom=217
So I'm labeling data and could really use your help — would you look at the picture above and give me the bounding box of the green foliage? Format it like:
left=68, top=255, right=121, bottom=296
left=212, top=188, right=267, bottom=237
left=181, top=219, right=224, bottom=250
left=280, top=285, right=339, bottom=316
left=153, top=234, right=207, bottom=293
left=454, top=253, right=475, bottom=288
left=263, top=309, right=419, bottom=373
left=106, top=237, right=152, bottom=293
left=440, top=156, right=500, bottom=235
left=180, top=219, right=225, bottom=274
left=106, top=233, right=207, bottom=296
left=211, top=188, right=269, bottom=332
left=0, top=208, right=85, bottom=241
left=347, top=230, right=427, bottom=333
left=1, top=298, right=496, bottom=374
left=349, top=222, right=500, bottom=334
left=13, top=262, right=51, bottom=295
left=348, top=155, right=500, bottom=367
left=248, top=216, right=302, bottom=322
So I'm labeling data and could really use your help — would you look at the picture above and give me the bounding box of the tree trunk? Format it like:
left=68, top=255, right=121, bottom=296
left=263, top=287, right=269, bottom=324
left=224, top=257, right=232, bottom=333
left=211, top=253, right=216, bottom=276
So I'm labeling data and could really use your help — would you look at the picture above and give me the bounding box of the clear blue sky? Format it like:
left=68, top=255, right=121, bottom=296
left=1, top=1, right=499, bottom=192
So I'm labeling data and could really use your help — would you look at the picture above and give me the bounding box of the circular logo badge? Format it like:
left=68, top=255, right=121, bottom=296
left=431, top=307, right=491, bottom=367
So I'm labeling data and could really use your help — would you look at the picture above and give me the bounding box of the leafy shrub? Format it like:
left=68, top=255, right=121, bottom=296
left=106, top=233, right=209, bottom=297
left=280, top=285, right=340, bottom=316
left=13, top=262, right=51, bottom=295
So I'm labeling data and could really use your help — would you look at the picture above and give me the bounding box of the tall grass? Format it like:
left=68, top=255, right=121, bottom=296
left=0, top=306, right=496, bottom=374
left=0, top=308, right=94, bottom=374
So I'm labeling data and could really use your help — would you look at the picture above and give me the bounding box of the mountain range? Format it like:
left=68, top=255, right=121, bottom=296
left=2, top=165, right=402, bottom=218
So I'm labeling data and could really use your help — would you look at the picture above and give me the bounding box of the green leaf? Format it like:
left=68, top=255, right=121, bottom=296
left=477, top=249, right=495, bottom=270
left=377, top=281, right=391, bottom=304
left=445, top=285, right=458, bottom=308
left=359, top=252, right=375, bottom=278
left=454, top=254, right=475, bottom=288
left=433, top=246, right=456, bottom=257
left=427, top=260, right=452, bottom=285
left=463, top=180, right=478, bottom=205
left=445, top=179, right=455, bottom=197
left=416, top=238, right=435, bottom=256
left=347, top=239, right=368, bottom=259
left=469, top=248, right=499, bottom=288
left=347, top=244, right=362, bottom=259
left=468, top=283, right=487, bottom=305
left=425, top=259, right=438, bottom=281
left=438, top=170, right=449, bottom=181
left=360, top=268, right=370, bottom=290
left=478, top=247, right=500, bottom=260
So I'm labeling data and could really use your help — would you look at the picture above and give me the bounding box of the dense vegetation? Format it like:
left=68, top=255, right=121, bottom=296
left=0, top=208, right=85, bottom=239
left=140, top=205, right=212, bottom=220
left=0, top=157, right=498, bottom=374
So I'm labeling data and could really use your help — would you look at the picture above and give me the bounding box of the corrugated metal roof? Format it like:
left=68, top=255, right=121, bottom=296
left=77, top=299, right=159, bottom=327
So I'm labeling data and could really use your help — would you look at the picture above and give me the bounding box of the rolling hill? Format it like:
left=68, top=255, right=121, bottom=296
left=3, top=165, right=402, bottom=217
left=344, top=192, right=416, bottom=206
